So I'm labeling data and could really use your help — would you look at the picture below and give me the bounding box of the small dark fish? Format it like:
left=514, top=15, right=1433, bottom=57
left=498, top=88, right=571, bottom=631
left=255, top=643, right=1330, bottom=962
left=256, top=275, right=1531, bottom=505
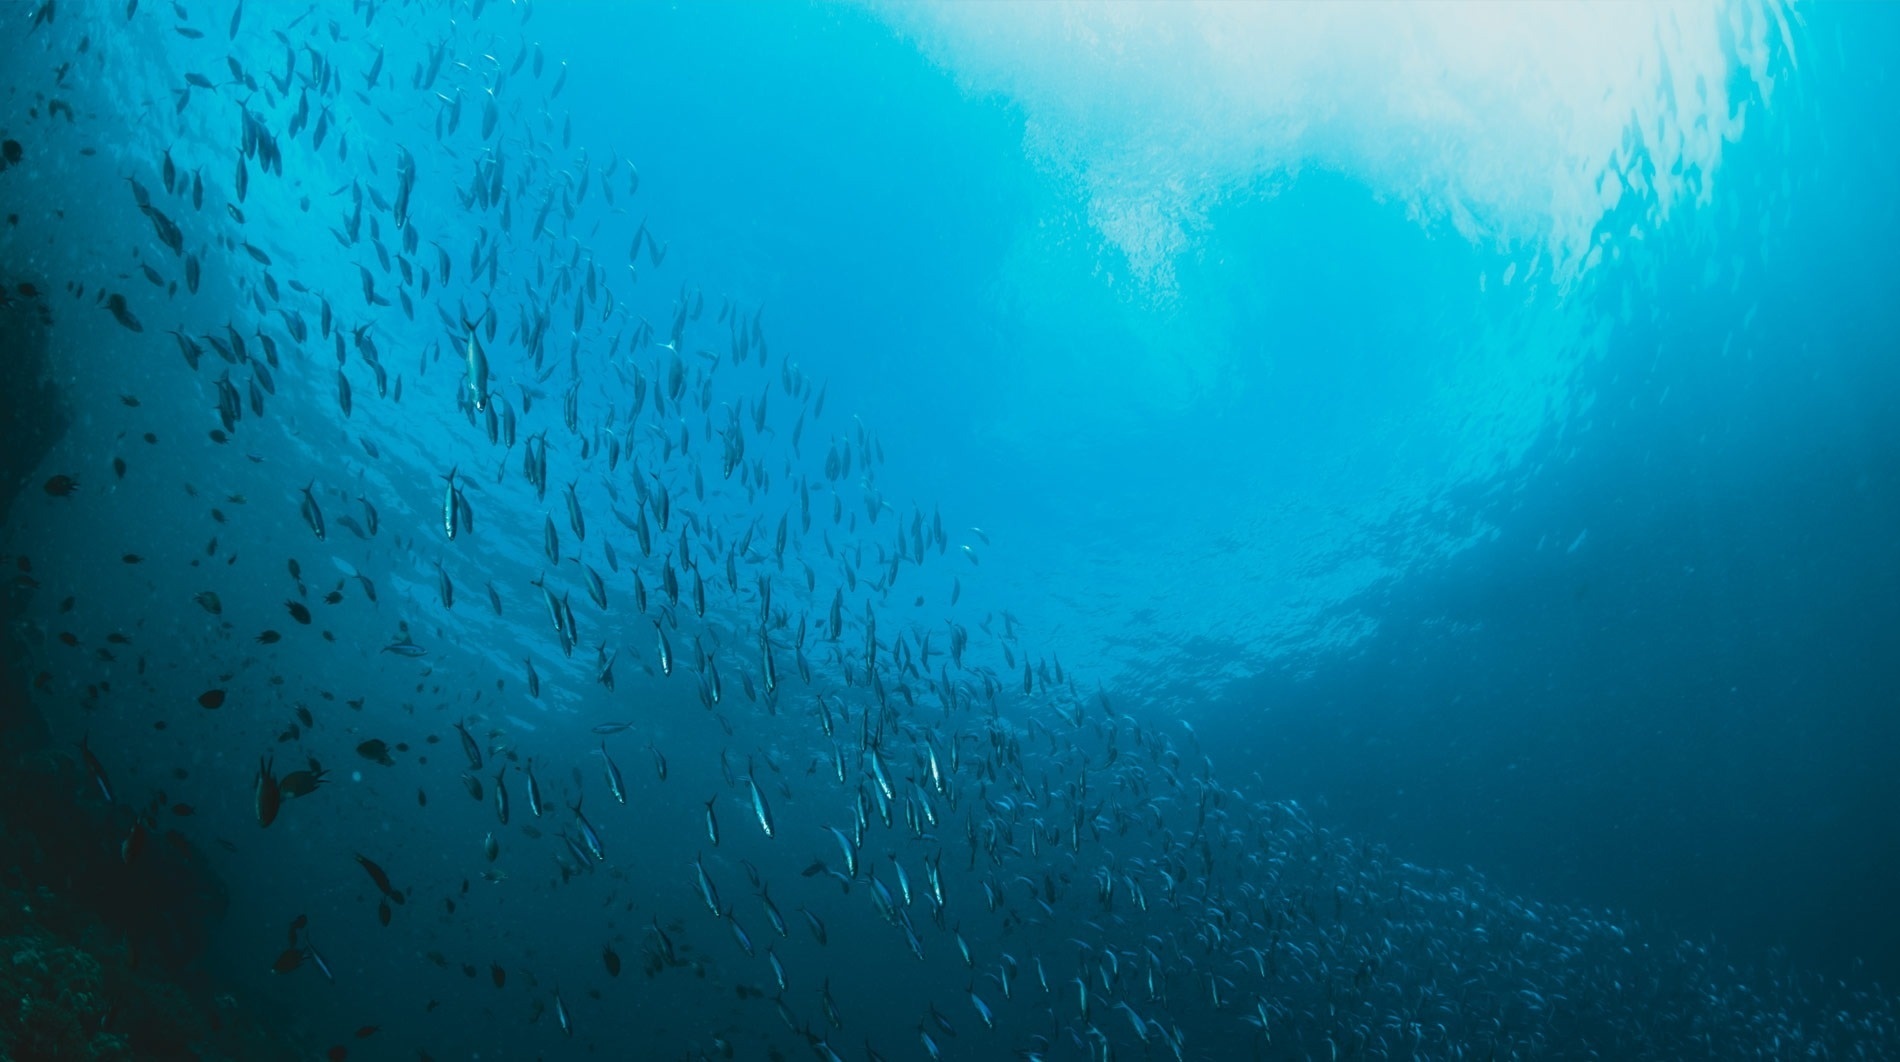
left=279, top=766, right=326, bottom=797
left=197, top=688, right=225, bottom=709
left=255, top=756, right=280, bottom=827
left=355, top=739, right=394, bottom=766
left=355, top=853, right=402, bottom=903
left=299, top=481, right=325, bottom=540
left=105, top=292, right=143, bottom=332
left=286, top=600, right=311, bottom=624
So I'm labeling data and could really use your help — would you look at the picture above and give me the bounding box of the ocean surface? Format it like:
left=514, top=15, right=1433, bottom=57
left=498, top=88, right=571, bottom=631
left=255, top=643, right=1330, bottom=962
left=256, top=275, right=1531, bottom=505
left=2, top=1, right=1897, bottom=1059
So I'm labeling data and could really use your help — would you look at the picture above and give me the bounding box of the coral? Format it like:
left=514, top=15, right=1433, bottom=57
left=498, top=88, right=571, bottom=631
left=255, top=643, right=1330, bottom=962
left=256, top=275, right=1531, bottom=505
left=0, top=885, right=299, bottom=1062
left=1, top=911, right=131, bottom=1061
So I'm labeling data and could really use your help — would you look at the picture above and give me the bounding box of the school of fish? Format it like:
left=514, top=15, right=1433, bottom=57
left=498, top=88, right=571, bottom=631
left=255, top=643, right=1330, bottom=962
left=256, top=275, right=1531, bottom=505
left=2, top=0, right=1897, bottom=1060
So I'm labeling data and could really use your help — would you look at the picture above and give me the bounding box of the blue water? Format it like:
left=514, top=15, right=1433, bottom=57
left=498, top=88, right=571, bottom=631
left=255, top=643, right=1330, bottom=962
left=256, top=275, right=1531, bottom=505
left=2, top=1, right=1897, bottom=1058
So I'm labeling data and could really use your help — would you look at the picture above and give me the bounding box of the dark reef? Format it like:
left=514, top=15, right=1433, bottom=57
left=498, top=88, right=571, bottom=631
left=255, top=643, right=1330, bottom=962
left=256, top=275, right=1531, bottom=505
left=0, top=290, right=296, bottom=1061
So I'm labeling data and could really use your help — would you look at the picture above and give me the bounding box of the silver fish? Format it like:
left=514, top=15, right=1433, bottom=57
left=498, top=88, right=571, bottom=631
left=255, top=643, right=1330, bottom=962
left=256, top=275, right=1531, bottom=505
left=746, top=770, right=775, bottom=839
left=598, top=741, right=625, bottom=804
left=465, top=324, right=489, bottom=412
left=454, top=719, right=482, bottom=770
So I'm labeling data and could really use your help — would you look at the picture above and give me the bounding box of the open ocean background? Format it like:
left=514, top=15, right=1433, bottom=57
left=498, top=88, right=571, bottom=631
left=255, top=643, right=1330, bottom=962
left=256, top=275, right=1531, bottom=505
left=2, top=1, right=1897, bottom=1059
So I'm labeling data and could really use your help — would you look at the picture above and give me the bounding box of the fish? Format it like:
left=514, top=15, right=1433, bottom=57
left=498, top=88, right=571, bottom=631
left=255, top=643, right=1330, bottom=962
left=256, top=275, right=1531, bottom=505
left=77, top=735, right=114, bottom=804
left=298, top=481, right=325, bottom=539
left=564, top=480, right=585, bottom=540
left=745, top=768, right=775, bottom=839
left=692, top=853, right=721, bottom=916
left=454, top=719, right=482, bottom=769
left=725, top=906, right=754, bottom=957
left=305, top=938, right=334, bottom=983
left=354, top=854, right=403, bottom=904
left=759, top=883, right=787, bottom=938
left=524, top=759, right=544, bottom=818
left=597, top=741, right=625, bottom=804
left=824, top=825, right=858, bottom=878
left=279, top=763, right=327, bottom=798
left=570, top=793, right=604, bottom=862
left=441, top=466, right=460, bottom=540
left=799, top=906, right=828, bottom=947
left=968, top=983, right=994, bottom=1029
left=464, top=323, right=489, bottom=412
left=254, top=756, right=280, bottom=827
